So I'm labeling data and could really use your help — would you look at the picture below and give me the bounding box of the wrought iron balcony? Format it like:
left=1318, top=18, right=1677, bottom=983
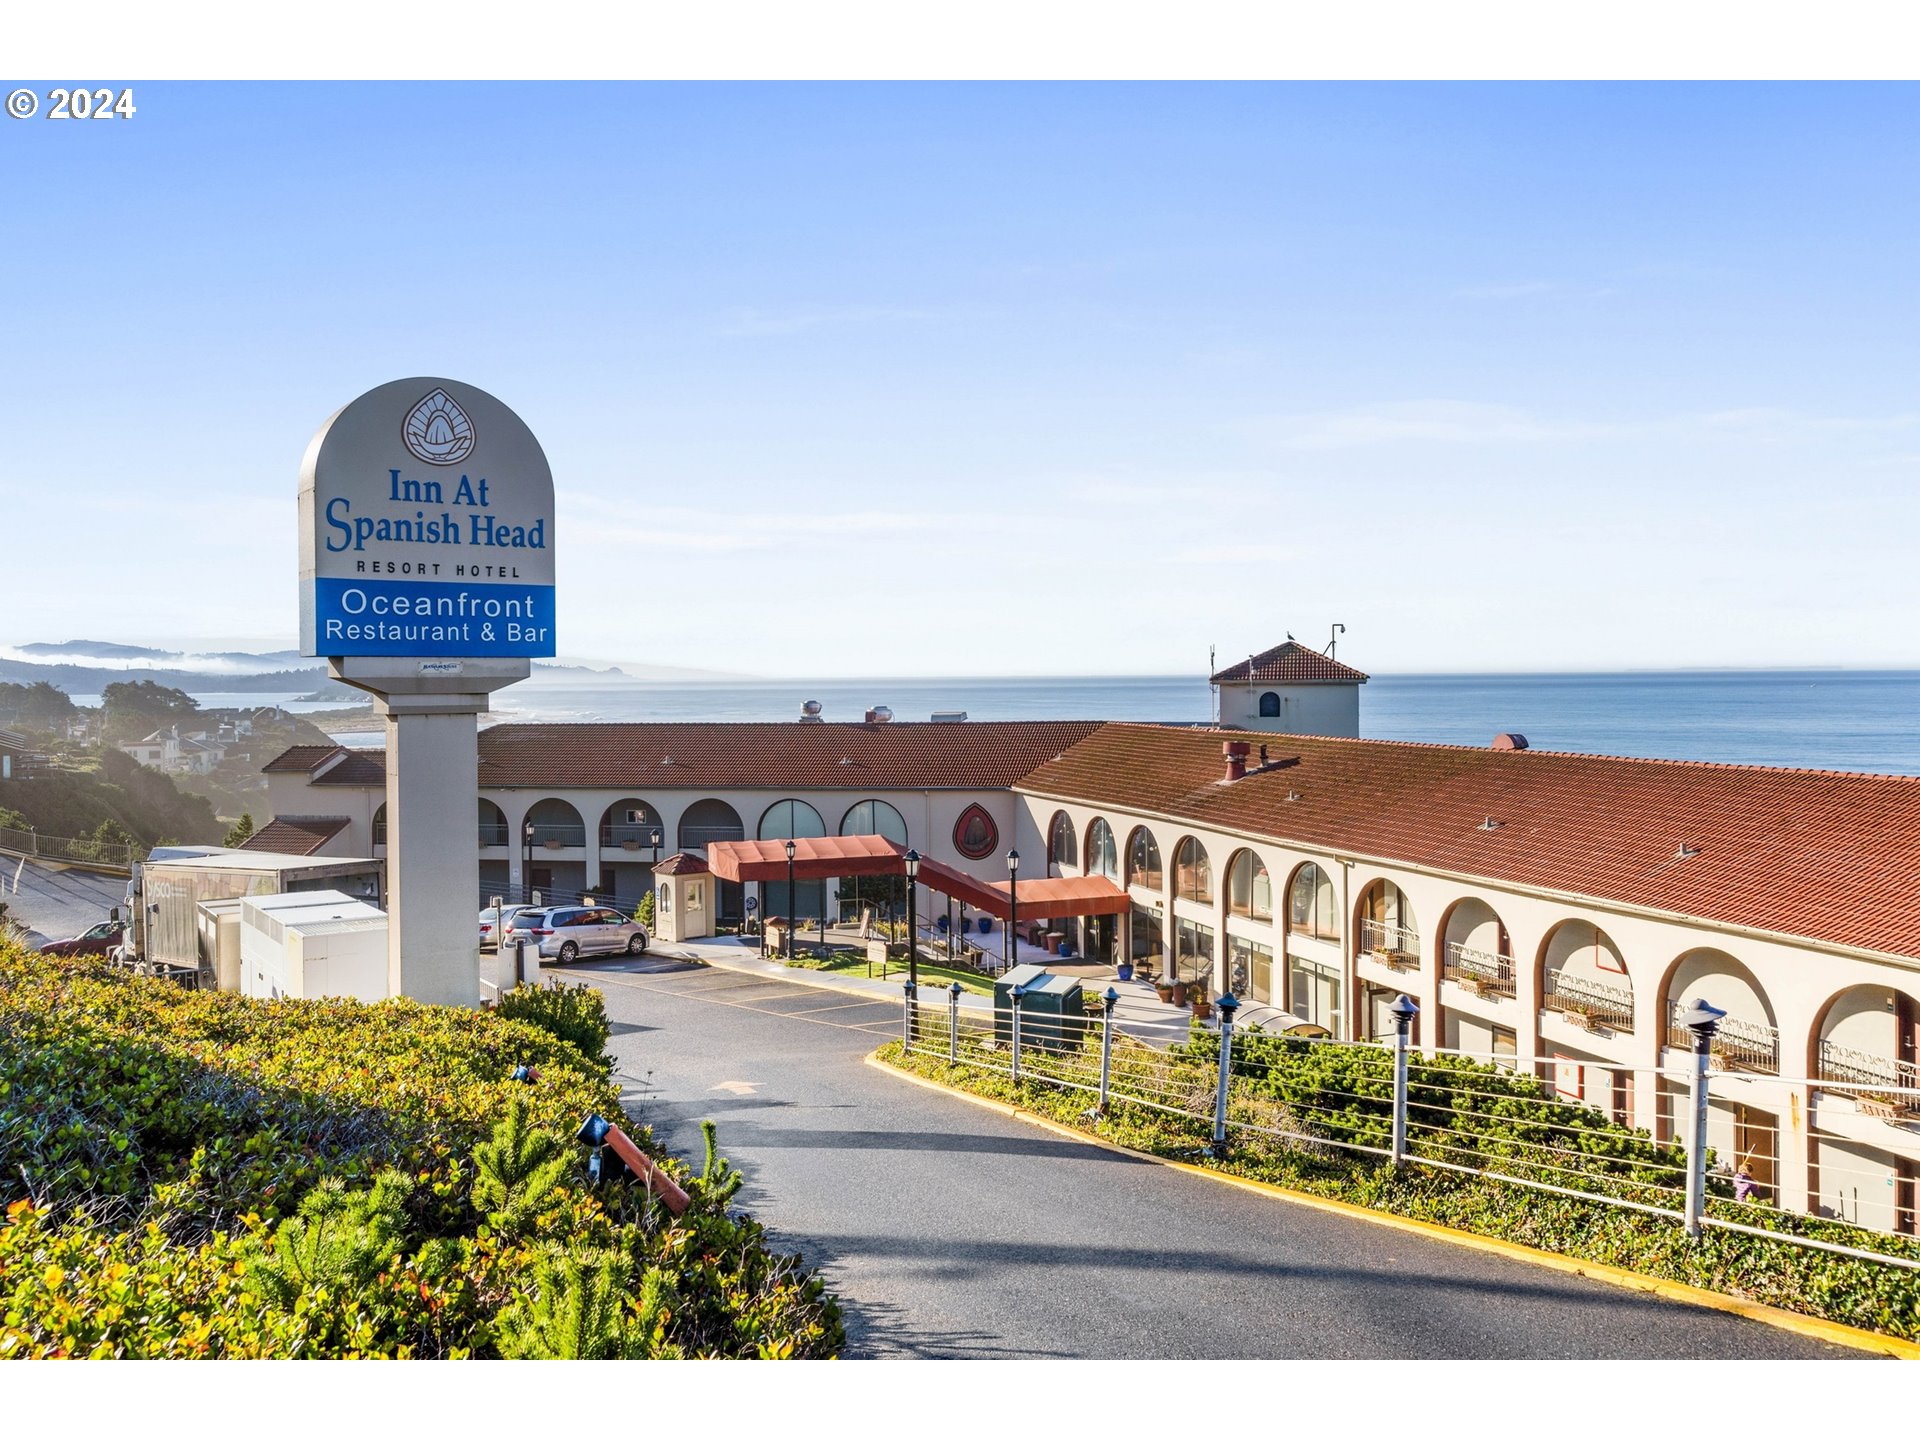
left=1666, top=1002, right=1779, bottom=1074
left=1359, top=919, right=1422, bottom=969
left=600, top=824, right=667, bottom=850
left=1443, top=941, right=1515, bottom=998
left=523, top=823, right=586, bottom=849
left=1542, top=968, right=1634, bottom=1033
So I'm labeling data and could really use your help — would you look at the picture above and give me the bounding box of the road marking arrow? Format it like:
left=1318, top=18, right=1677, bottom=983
left=711, top=1080, right=761, bottom=1095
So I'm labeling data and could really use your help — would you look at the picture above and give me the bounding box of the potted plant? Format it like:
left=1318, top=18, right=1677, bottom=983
left=1154, top=975, right=1176, bottom=1004
left=1116, top=959, right=1134, bottom=983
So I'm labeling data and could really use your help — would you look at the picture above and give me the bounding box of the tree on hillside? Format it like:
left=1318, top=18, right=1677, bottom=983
left=224, top=812, right=256, bottom=848
left=101, top=680, right=201, bottom=742
left=0, top=681, right=77, bottom=732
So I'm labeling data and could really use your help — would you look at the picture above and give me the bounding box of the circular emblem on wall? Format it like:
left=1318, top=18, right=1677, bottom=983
left=402, top=388, right=476, bottom=466
left=952, top=803, right=999, bottom=860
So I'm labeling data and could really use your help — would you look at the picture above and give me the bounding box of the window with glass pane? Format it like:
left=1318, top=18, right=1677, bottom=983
left=1287, top=862, right=1339, bottom=941
left=759, top=798, right=826, bottom=840
left=1173, top=919, right=1214, bottom=984
left=1288, top=954, right=1341, bottom=1027
left=1127, top=826, right=1163, bottom=890
left=1228, top=850, right=1271, bottom=919
left=1049, top=811, right=1077, bottom=871
left=1085, top=818, right=1118, bottom=879
left=1228, top=935, right=1273, bottom=1005
left=1129, top=904, right=1162, bottom=969
left=840, top=798, right=908, bottom=846
left=1173, top=837, right=1212, bottom=903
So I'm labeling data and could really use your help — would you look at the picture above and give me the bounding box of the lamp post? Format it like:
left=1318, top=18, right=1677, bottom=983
left=784, top=838, right=797, bottom=960
left=523, top=820, right=535, bottom=905
left=1006, top=847, right=1020, bottom=972
left=903, top=848, right=922, bottom=989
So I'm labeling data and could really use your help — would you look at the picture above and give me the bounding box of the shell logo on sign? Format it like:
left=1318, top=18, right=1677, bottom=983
left=402, top=388, right=477, bottom=466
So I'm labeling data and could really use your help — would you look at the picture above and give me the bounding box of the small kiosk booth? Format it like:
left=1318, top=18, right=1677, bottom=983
left=652, top=852, right=713, bottom=944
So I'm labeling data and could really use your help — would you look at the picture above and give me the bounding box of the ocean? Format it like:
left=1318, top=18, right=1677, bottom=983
left=130, top=670, right=1920, bottom=776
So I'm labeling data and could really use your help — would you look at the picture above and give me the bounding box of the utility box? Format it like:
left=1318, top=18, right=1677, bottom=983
left=994, top=963, right=1085, bottom=1052
left=239, top=890, right=388, bottom=1002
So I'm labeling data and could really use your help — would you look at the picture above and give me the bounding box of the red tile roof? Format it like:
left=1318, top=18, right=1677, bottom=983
left=1017, top=724, right=1920, bottom=959
left=310, top=750, right=388, bottom=787
left=263, top=744, right=344, bottom=773
left=473, top=721, right=1105, bottom=790
left=1211, top=641, right=1368, bottom=686
left=241, top=815, right=352, bottom=856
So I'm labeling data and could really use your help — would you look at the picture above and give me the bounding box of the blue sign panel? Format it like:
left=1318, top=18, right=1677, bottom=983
left=312, top=577, right=556, bottom=658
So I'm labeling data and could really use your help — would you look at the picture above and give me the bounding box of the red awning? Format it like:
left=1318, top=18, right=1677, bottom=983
left=989, top=875, right=1131, bottom=922
left=705, top=834, right=905, bottom=883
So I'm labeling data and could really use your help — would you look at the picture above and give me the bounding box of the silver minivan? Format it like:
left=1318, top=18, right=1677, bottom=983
left=533, top=905, right=649, bottom=962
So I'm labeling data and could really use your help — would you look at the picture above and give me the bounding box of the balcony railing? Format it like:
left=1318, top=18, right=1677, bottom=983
left=523, top=824, right=586, bottom=849
left=1359, top=919, right=1421, bottom=968
left=600, top=824, right=667, bottom=850
left=1542, top=968, right=1634, bottom=1033
left=1817, top=1040, right=1919, bottom=1112
left=378, top=822, right=510, bottom=848
left=1443, top=941, right=1515, bottom=998
left=679, top=826, right=744, bottom=853
left=1666, top=1002, right=1779, bottom=1074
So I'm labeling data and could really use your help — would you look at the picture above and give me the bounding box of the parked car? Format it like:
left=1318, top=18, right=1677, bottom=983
left=525, top=905, right=649, bottom=962
left=499, top=907, right=556, bottom=951
left=37, top=919, right=127, bottom=958
left=479, top=903, right=537, bottom=951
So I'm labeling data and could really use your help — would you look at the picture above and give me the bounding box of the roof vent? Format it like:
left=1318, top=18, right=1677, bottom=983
left=839, top=756, right=855, bottom=766
left=1479, top=816, right=1503, bottom=830
left=1492, top=733, right=1529, bottom=751
left=799, top=700, right=824, bottom=724
left=661, top=755, right=674, bottom=766
left=1221, top=740, right=1251, bottom=783
left=1286, top=789, right=1302, bottom=802
left=931, top=710, right=968, bottom=724
left=1675, top=843, right=1701, bottom=860
left=864, top=705, right=893, bottom=724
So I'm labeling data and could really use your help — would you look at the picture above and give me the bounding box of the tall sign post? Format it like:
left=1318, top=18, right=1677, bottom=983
left=299, top=378, right=556, bottom=1005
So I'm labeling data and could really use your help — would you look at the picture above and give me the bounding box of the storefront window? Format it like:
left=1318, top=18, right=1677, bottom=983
left=1288, top=952, right=1341, bottom=1028
left=1228, top=935, right=1274, bottom=1006
left=1130, top=904, right=1163, bottom=971
left=1174, top=919, right=1214, bottom=986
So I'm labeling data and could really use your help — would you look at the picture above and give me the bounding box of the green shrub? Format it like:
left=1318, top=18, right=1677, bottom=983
left=494, top=980, right=613, bottom=1071
left=634, top=891, right=655, bottom=930
left=0, top=944, right=842, bottom=1358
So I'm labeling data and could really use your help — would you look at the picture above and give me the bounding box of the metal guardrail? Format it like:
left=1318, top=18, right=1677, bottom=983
left=1543, top=968, right=1635, bottom=1032
left=1359, top=919, right=1421, bottom=966
left=1444, top=941, right=1515, bottom=997
left=0, top=823, right=138, bottom=871
left=1818, top=1040, right=1919, bottom=1099
left=1667, top=1002, right=1778, bottom=1073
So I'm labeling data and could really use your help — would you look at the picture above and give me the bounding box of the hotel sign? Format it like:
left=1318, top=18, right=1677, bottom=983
left=298, top=377, right=556, bottom=658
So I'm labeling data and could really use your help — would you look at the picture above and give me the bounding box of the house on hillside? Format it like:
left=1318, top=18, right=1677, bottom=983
left=119, top=726, right=229, bottom=776
left=0, top=729, right=36, bottom=783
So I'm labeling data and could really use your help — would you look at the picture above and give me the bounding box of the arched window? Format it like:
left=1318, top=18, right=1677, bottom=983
left=840, top=798, right=908, bottom=846
left=1049, top=811, right=1078, bottom=871
left=1287, top=862, right=1339, bottom=942
left=1357, top=879, right=1418, bottom=957
left=759, top=798, right=826, bottom=841
left=372, top=802, right=388, bottom=847
left=1173, top=836, right=1212, bottom=903
left=1085, top=818, right=1118, bottom=880
left=1227, top=849, right=1271, bottom=920
left=1258, top=691, right=1281, bottom=718
left=1126, top=826, right=1163, bottom=891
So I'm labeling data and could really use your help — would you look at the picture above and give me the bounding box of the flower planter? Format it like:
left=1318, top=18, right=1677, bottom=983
left=1116, top=962, right=1134, bottom=982
left=1154, top=981, right=1176, bottom=1005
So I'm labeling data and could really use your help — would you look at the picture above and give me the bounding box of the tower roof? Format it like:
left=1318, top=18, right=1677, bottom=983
left=1210, top=640, right=1369, bottom=687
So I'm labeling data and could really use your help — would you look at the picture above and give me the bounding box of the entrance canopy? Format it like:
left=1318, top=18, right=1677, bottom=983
left=704, top=836, right=1128, bottom=921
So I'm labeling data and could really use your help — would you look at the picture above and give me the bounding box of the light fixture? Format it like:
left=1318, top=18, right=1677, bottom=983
left=904, top=847, right=921, bottom=881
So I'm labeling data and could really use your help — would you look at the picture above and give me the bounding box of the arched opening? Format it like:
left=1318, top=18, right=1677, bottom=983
left=1226, top=849, right=1271, bottom=921
left=1125, top=826, right=1163, bottom=892
left=1285, top=862, right=1339, bottom=943
left=678, top=798, right=746, bottom=924
left=1355, top=878, right=1418, bottom=961
left=1539, top=919, right=1632, bottom=1031
left=1258, top=691, right=1281, bottom=718
left=1661, top=948, right=1778, bottom=1072
left=372, top=801, right=387, bottom=848
left=1173, top=836, right=1212, bottom=904
left=1810, top=983, right=1920, bottom=1233
left=1048, top=811, right=1078, bottom=874
left=1084, top=818, right=1118, bottom=881
left=1439, top=896, right=1512, bottom=997
left=478, top=799, right=508, bottom=848
left=599, top=798, right=664, bottom=849
left=840, top=798, right=910, bottom=922
left=523, top=798, right=586, bottom=847
left=760, top=798, right=828, bottom=923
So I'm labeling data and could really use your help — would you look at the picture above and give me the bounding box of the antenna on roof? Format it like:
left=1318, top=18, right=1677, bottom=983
left=1325, top=623, right=1345, bottom=658
left=1209, top=644, right=1217, bottom=725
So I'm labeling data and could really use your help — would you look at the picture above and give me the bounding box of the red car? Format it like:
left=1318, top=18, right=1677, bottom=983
left=37, top=919, right=126, bottom=957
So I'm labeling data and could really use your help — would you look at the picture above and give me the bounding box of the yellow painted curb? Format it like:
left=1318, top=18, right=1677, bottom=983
left=865, top=1051, right=1920, bottom=1360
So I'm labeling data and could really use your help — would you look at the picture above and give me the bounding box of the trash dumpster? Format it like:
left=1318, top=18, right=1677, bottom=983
left=993, top=964, right=1086, bottom=1054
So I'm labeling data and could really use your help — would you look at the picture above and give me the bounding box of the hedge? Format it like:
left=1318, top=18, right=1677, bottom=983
left=0, top=942, right=843, bottom=1358
left=881, top=1030, right=1920, bottom=1342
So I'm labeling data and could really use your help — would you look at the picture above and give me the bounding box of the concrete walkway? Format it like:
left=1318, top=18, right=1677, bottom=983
left=644, top=932, right=1201, bottom=1044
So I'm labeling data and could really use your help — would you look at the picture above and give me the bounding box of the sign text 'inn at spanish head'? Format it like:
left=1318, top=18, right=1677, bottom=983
left=298, top=378, right=557, bottom=659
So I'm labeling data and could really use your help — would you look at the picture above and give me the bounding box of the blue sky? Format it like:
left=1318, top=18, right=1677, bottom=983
left=2, top=82, right=1916, bottom=676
